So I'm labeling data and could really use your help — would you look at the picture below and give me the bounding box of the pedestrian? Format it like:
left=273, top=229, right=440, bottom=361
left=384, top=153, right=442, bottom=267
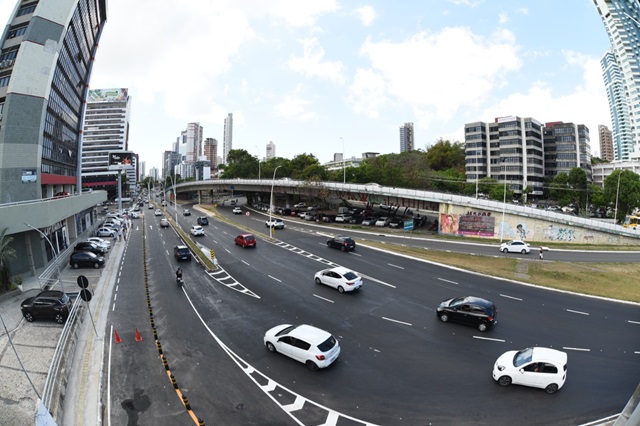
left=113, top=233, right=118, bottom=244
left=118, top=228, right=122, bottom=241
left=539, top=246, right=544, bottom=260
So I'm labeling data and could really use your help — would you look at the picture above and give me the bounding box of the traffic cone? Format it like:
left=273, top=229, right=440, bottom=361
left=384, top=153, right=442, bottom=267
left=114, top=330, right=122, bottom=344
left=135, top=328, right=142, bottom=342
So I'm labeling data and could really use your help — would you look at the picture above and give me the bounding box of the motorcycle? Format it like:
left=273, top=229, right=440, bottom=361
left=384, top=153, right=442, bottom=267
left=177, top=276, right=183, bottom=287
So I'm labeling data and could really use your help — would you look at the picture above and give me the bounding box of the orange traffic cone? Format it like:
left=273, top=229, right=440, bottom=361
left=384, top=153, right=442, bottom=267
left=114, top=330, right=122, bottom=344
left=135, top=328, right=142, bottom=342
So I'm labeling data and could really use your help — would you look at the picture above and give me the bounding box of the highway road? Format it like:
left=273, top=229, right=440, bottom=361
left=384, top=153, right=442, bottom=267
left=103, top=202, right=640, bottom=425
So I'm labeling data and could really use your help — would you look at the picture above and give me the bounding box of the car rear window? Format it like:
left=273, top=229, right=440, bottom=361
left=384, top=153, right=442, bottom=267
left=343, top=271, right=358, bottom=280
left=177, top=248, right=189, bottom=255
left=245, top=235, right=255, bottom=241
left=317, top=335, right=337, bottom=352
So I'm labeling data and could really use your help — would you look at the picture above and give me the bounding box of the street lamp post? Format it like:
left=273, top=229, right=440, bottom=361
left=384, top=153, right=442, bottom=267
left=255, top=146, right=261, bottom=180
left=168, top=175, right=178, bottom=227
left=475, top=157, right=479, bottom=199
left=269, top=166, right=282, bottom=238
left=500, top=160, right=507, bottom=242
left=614, top=170, right=621, bottom=224
left=24, top=223, right=64, bottom=292
left=341, top=137, right=345, bottom=184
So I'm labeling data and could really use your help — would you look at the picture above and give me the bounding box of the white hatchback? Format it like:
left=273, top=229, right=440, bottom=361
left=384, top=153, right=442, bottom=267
left=190, top=225, right=205, bottom=236
left=264, top=324, right=340, bottom=370
left=314, top=266, right=363, bottom=293
left=493, top=347, right=567, bottom=394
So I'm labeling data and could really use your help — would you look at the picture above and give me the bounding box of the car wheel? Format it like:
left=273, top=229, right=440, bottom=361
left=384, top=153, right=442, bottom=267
left=478, top=322, right=488, bottom=332
left=72, top=263, right=79, bottom=269
left=439, top=313, right=449, bottom=323
left=24, top=312, right=34, bottom=322
left=340, top=246, right=346, bottom=252
left=502, top=248, right=509, bottom=253
left=545, top=383, right=559, bottom=394
left=266, top=342, right=276, bottom=353
left=326, top=241, right=331, bottom=247
left=315, top=277, right=322, bottom=285
left=521, top=249, right=527, bottom=254
left=55, top=314, right=65, bottom=324
left=338, top=286, right=345, bottom=293
left=498, top=376, right=512, bottom=387
left=306, top=361, right=319, bottom=371
left=94, top=262, right=100, bottom=269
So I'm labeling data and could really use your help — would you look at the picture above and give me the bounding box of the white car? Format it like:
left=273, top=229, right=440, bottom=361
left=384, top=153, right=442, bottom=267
left=334, top=214, right=351, bottom=223
left=375, top=217, right=390, bottom=227
left=87, top=237, right=111, bottom=251
left=265, top=218, right=285, bottom=229
left=314, top=266, right=363, bottom=293
left=154, top=209, right=163, bottom=216
left=190, top=225, right=205, bottom=236
left=96, top=227, right=116, bottom=238
left=493, top=347, right=568, bottom=394
left=500, top=240, right=531, bottom=254
left=129, top=211, right=140, bottom=219
left=263, top=324, right=341, bottom=371
left=160, top=218, right=170, bottom=228
left=232, top=207, right=242, bottom=214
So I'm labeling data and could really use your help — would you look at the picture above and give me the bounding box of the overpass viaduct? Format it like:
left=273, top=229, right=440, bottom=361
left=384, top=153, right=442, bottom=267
left=166, top=179, right=639, bottom=246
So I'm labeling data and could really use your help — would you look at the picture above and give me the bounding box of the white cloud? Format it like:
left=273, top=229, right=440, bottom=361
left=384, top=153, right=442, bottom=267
left=347, top=68, right=389, bottom=118
left=273, top=85, right=317, bottom=121
left=355, top=5, right=376, bottom=27
left=498, top=12, right=508, bottom=24
left=288, top=38, right=345, bottom=82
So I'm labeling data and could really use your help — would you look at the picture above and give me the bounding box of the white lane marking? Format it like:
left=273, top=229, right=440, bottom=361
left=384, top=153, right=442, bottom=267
left=388, top=263, right=404, bottom=270
left=563, top=347, right=591, bottom=352
left=382, top=317, right=412, bottom=326
left=438, top=278, right=458, bottom=285
left=635, top=351, right=640, bottom=355
left=313, top=294, right=335, bottom=303
left=566, top=309, right=589, bottom=316
left=473, top=336, right=506, bottom=342
left=242, top=260, right=250, bottom=266
left=268, top=275, right=282, bottom=282
left=225, top=248, right=231, bottom=254
left=627, top=320, right=640, bottom=325
left=500, top=294, right=523, bottom=301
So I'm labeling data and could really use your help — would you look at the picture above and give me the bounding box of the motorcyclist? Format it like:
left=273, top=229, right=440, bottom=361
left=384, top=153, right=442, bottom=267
left=176, top=267, right=183, bottom=280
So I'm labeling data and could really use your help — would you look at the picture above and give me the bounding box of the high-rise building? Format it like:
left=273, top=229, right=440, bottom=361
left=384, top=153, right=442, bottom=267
left=223, top=113, right=233, bottom=164
left=543, top=122, right=591, bottom=180
left=140, top=161, right=146, bottom=180
left=204, top=138, right=218, bottom=170
left=185, top=122, right=203, bottom=163
left=148, top=167, right=159, bottom=181
left=400, top=122, right=414, bottom=153
left=0, top=0, right=107, bottom=275
left=598, top=124, right=614, bottom=162
left=162, top=150, right=181, bottom=179
left=266, top=141, right=276, bottom=160
left=594, top=0, right=640, bottom=160
left=81, top=88, right=132, bottom=196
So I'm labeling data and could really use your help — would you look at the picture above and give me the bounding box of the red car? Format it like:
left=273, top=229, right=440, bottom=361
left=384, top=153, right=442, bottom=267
left=234, top=233, right=256, bottom=248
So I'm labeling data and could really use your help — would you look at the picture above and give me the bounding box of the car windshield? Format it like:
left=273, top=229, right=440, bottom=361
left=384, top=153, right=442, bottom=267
left=275, top=325, right=297, bottom=336
left=60, top=293, right=70, bottom=304
left=343, top=271, right=358, bottom=280
left=513, top=347, right=533, bottom=367
left=317, top=335, right=337, bottom=352
left=449, top=297, right=465, bottom=307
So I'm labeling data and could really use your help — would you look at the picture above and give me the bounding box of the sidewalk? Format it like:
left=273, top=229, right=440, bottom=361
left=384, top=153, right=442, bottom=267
left=0, top=228, right=128, bottom=425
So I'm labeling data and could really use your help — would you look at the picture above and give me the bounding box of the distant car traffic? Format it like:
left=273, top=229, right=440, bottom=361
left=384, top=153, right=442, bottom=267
left=500, top=240, right=531, bottom=254
left=174, top=245, right=191, bottom=261
left=95, top=227, right=116, bottom=238
left=314, top=267, right=363, bottom=293
left=232, top=207, right=242, bottom=214
left=326, top=236, right=356, bottom=252
left=154, top=209, right=163, bottom=216
left=263, top=324, right=340, bottom=371
left=197, top=216, right=209, bottom=225
left=493, top=347, right=568, bottom=394
left=183, top=209, right=191, bottom=216
left=69, top=251, right=105, bottom=269
left=190, top=225, right=205, bottom=236
left=21, top=290, right=72, bottom=324
left=160, top=218, right=170, bottom=228
left=129, top=211, right=140, bottom=219
left=266, top=218, right=285, bottom=229
left=436, top=296, right=497, bottom=332
left=234, top=233, right=256, bottom=248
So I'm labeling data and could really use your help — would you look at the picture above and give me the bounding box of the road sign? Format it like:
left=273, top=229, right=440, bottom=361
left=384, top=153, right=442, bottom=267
left=245, top=211, right=250, bottom=216
left=77, top=275, right=89, bottom=289
left=404, top=221, right=414, bottom=231
left=210, top=249, right=215, bottom=260
left=79, top=288, right=92, bottom=302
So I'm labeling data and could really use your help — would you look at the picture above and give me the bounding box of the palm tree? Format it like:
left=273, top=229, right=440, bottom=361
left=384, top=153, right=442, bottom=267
left=0, top=228, right=17, bottom=291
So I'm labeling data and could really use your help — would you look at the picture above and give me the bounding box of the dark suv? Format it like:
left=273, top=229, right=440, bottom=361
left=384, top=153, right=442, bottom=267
left=197, top=217, right=209, bottom=225
left=436, top=296, right=497, bottom=332
left=74, top=241, right=106, bottom=255
left=21, top=290, right=73, bottom=324
left=174, top=245, right=192, bottom=261
left=326, top=236, right=356, bottom=252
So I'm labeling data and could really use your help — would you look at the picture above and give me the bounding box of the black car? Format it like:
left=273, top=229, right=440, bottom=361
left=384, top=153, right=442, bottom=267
left=197, top=217, right=209, bottom=225
left=70, top=251, right=106, bottom=269
left=436, top=296, right=497, bottom=332
left=174, top=245, right=192, bottom=261
left=388, top=218, right=404, bottom=228
left=74, top=241, right=106, bottom=255
left=21, top=290, right=73, bottom=323
left=326, top=236, right=356, bottom=252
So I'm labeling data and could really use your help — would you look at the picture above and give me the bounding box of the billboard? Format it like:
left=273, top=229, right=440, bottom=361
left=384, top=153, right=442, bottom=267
left=88, top=88, right=128, bottom=103
left=108, top=151, right=134, bottom=170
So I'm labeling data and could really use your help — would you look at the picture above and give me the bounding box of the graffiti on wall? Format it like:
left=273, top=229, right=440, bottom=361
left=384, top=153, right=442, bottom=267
left=543, top=225, right=576, bottom=242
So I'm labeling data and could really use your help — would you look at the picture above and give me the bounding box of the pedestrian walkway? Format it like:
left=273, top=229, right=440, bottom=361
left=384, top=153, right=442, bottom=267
left=0, top=224, right=130, bottom=425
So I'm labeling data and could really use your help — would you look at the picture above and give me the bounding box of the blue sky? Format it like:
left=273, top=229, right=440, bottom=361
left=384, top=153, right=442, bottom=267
left=0, top=1, right=612, bottom=171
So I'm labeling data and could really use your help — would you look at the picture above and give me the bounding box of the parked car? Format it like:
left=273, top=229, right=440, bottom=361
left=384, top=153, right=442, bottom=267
left=436, top=296, right=497, bottom=332
left=314, top=267, right=363, bottom=293
left=129, top=211, right=140, bottom=219
left=232, top=207, right=242, bottom=214
left=388, top=218, right=404, bottom=228
left=265, top=218, right=285, bottom=229
left=154, top=209, right=163, bottom=216
left=174, top=245, right=192, bottom=261
left=21, top=290, right=72, bottom=324
left=263, top=324, right=340, bottom=370
left=234, top=233, right=256, bottom=248
left=69, top=251, right=105, bottom=269
left=493, top=347, right=568, bottom=394
left=190, top=225, right=205, bottom=236
left=304, top=212, right=318, bottom=221
left=197, top=217, right=209, bottom=225
left=322, top=214, right=336, bottom=223
left=160, top=218, right=170, bottom=228
left=87, top=237, right=111, bottom=251
left=326, top=236, right=356, bottom=252
left=334, top=214, right=351, bottom=223
left=500, top=240, right=531, bottom=254
left=294, top=202, right=306, bottom=209
left=183, top=209, right=191, bottom=216
left=375, top=217, right=390, bottom=227
left=347, top=215, right=364, bottom=224
left=74, top=241, right=107, bottom=255
left=103, top=221, right=121, bottom=230
left=96, top=227, right=116, bottom=238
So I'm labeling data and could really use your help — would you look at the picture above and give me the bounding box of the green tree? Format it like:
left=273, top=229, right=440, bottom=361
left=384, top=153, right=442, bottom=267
left=221, top=149, right=258, bottom=178
left=603, top=170, right=640, bottom=223
left=425, top=139, right=465, bottom=171
left=0, top=228, right=17, bottom=291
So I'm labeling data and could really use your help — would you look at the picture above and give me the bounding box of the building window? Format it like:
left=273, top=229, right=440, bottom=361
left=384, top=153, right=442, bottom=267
left=17, top=2, right=38, bottom=16
left=7, top=25, right=28, bottom=38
